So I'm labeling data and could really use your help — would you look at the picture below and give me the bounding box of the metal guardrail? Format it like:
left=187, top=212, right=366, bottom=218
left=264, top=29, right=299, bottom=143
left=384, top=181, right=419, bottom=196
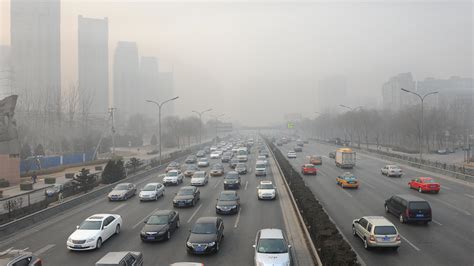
left=265, top=141, right=323, bottom=266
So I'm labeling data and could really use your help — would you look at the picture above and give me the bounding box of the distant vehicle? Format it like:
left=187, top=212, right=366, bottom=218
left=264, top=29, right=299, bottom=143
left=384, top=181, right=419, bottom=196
left=336, top=172, right=359, bottom=188
left=210, top=152, right=220, bottom=159
left=385, top=194, right=432, bottom=224
left=223, top=171, right=241, bottom=189
left=237, top=148, right=249, bottom=162
left=138, top=183, right=165, bottom=201
left=257, top=155, right=268, bottom=165
left=253, top=229, right=291, bottom=266
left=163, top=170, right=184, bottom=186
left=296, top=140, right=304, bottom=147
left=381, top=165, right=403, bottom=177
left=335, top=148, right=356, bottom=168
left=140, top=210, right=180, bottom=242
left=210, top=163, right=225, bottom=177
left=229, top=158, right=239, bottom=169
left=95, top=251, right=143, bottom=266
left=408, top=177, right=440, bottom=193
left=235, top=163, right=248, bottom=174
left=67, top=214, right=122, bottom=250
left=196, top=150, right=206, bottom=158
left=287, top=151, right=297, bottom=158
left=301, top=164, right=317, bottom=175
left=186, top=217, right=224, bottom=254
left=173, top=186, right=200, bottom=207
left=45, top=183, right=65, bottom=197
left=309, top=155, right=322, bottom=165
left=0, top=248, right=42, bottom=266
left=329, top=151, right=336, bottom=159
left=436, top=149, right=448, bottom=155
left=185, top=155, right=197, bottom=164
left=352, top=216, right=401, bottom=250
left=293, top=146, right=302, bottom=152
left=210, top=146, right=217, bottom=152
left=221, top=154, right=232, bottom=163
left=108, top=183, right=137, bottom=201
left=166, top=161, right=180, bottom=173
left=184, top=164, right=199, bottom=177
left=257, top=180, right=276, bottom=200
left=255, top=161, right=267, bottom=177
left=197, top=157, right=209, bottom=167
left=259, top=150, right=269, bottom=158
left=190, top=171, right=209, bottom=186
left=303, top=139, right=309, bottom=144
left=215, top=190, right=240, bottom=215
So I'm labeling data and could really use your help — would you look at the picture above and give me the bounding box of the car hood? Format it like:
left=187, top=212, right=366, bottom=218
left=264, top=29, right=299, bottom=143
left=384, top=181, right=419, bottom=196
left=69, top=229, right=100, bottom=240
left=255, top=252, right=290, bottom=266
left=139, top=191, right=157, bottom=196
left=164, top=176, right=178, bottom=180
left=142, top=223, right=168, bottom=233
left=109, top=190, right=127, bottom=196
left=217, top=200, right=238, bottom=206
left=188, top=233, right=217, bottom=243
left=174, top=195, right=194, bottom=200
left=191, top=177, right=205, bottom=181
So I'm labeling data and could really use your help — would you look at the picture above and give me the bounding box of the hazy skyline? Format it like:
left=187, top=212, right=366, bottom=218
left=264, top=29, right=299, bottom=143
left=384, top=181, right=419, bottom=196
left=0, top=0, right=472, bottom=126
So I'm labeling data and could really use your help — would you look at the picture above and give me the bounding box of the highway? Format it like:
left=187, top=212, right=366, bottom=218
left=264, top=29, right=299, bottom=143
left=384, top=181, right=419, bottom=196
left=0, top=144, right=306, bottom=266
left=276, top=140, right=474, bottom=266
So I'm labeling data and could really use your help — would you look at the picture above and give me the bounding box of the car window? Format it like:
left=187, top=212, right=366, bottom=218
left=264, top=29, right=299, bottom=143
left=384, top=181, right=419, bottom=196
left=192, top=223, right=217, bottom=234
left=79, top=220, right=102, bottom=230
left=374, top=226, right=397, bottom=235
left=409, top=201, right=430, bottom=210
left=178, top=188, right=195, bottom=196
left=12, top=257, right=32, bottom=266
left=114, top=184, right=129, bottom=190
left=147, top=215, right=168, bottom=225
left=124, top=254, right=136, bottom=266
left=257, top=238, right=288, bottom=254
left=367, top=223, right=372, bottom=233
left=359, top=218, right=368, bottom=228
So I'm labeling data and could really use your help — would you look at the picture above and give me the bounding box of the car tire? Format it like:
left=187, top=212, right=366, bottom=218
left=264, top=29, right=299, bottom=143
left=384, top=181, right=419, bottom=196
left=96, top=238, right=102, bottom=249
left=399, top=214, right=405, bottom=223
left=363, top=238, right=370, bottom=250
left=166, top=230, right=171, bottom=240
left=385, top=205, right=389, bottom=213
left=215, top=241, right=220, bottom=253
left=418, top=187, right=423, bottom=193
left=115, top=224, right=120, bottom=235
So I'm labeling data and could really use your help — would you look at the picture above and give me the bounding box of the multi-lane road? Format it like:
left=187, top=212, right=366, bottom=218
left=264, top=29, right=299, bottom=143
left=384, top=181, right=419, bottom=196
left=277, top=140, right=474, bottom=266
left=0, top=145, right=310, bottom=265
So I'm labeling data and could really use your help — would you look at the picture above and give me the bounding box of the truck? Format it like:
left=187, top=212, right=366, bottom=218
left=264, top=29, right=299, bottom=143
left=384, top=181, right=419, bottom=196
left=335, top=148, right=356, bottom=168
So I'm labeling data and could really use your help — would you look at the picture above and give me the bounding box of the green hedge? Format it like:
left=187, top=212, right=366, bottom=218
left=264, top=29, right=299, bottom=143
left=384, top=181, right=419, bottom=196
left=20, top=182, right=33, bottom=191
left=44, top=177, right=56, bottom=184
left=0, top=179, right=9, bottom=188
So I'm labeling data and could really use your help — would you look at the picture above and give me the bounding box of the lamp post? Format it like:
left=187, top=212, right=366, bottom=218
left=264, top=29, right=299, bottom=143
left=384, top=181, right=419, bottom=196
left=146, top=96, right=179, bottom=166
left=210, top=113, right=225, bottom=144
left=401, top=88, right=438, bottom=161
left=192, top=108, right=212, bottom=144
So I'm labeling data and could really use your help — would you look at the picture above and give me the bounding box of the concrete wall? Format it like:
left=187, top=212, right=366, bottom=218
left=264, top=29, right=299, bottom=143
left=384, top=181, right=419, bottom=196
left=0, top=155, right=20, bottom=185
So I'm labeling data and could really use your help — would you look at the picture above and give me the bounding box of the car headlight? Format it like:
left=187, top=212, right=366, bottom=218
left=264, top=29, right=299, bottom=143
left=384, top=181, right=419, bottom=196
left=86, top=237, right=96, bottom=242
left=186, top=241, right=192, bottom=247
left=186, top=199, right=193, bottom=202
left=67, top=237, right=72, bottom=242
left=208, top=241, right=216, bottom=246
left=173, top=199, right=178, bottom=203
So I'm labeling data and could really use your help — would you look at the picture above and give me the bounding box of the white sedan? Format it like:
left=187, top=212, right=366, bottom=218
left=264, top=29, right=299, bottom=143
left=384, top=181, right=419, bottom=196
left=191, top=171, right=209, bottom=186
left=139, top=182, right=165, bottom=201
left=67, top=214, right=122, bottom=250
left=287, top=151, right=297, bottom=158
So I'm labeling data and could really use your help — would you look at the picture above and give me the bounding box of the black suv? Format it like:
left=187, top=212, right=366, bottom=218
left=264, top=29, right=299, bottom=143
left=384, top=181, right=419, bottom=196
left=223, top=171, right=241, bottom=190
left=186, top=217, right=224, bottom=254
left=385, top=194, right=432, bottom=224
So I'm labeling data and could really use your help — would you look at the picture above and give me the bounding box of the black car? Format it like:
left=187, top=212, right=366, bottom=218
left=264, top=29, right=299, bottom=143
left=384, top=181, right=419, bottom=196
left=385, top=194, right=432, bottom=224
left=215, top=191, right=240, bottom=215
left=235, top=163, right=247, bottom=175
left=223, top=171, right=241, bottom=190
left=259, top=151, right=269, bottom=158
left=221, top=155, right=231, bottom=163
left=294, top=146, right=302, bottom=152
left=173, top=186, right=200, bottom=207
left=186, top=217, right=224, bottom=254
left=329, top=151, right=336, bottom=159
left=185, top=155, right=197, bottom=164
left=140, top=210, right=180, bottom=241
left=229, top=158, right=239, bottom=169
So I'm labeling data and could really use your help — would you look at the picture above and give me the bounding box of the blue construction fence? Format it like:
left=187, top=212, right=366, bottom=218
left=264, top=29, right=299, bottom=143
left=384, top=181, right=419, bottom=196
left=20, top=151, right=96, bottom=174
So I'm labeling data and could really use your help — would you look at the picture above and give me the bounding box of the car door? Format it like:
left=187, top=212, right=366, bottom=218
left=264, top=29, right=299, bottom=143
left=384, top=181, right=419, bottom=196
left=105, top=216, right=116, bottom=239
left=356, top=218, right=368, bottom=238
left=195, top=188, right=200, bottom=200
left=386, top=197, right=396, bottom=213
left=157, top=184, right=164, bottom=196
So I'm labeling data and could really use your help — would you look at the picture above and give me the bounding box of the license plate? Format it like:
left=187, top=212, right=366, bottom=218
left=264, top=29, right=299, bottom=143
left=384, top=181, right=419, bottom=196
left=74, top=245, right=81, bottom=248
left=416, top=214, right=424, bottom=217
left=147, top=236, right=154, bottom=240
left=195, top=247, right=205, bottom=252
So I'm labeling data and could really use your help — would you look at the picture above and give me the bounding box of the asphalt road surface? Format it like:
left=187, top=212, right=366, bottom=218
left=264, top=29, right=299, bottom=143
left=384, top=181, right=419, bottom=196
left=277, top=140, right=474, bottom=266
left=0, top=147, right=299, bottom=266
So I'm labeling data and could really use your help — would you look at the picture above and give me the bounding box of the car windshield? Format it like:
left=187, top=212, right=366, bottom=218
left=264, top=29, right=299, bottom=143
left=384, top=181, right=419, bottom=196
left=199, top=158, right=208, bottom=162
left=305, top=164, right=315, bottom=168
left=114, top=184, right=129, bottom=190
left=168, top=171, right=178, bottom=177
left=194, top=172, right=205, bottom=178
left=344, top=176, right=356, bottom=181
left=146, top=215, right=168, bottom=225
left=219, top=193, right=236, bottom=201
left=78, top=220, right=102, bottom=230
left=142, top=184, right=156, bottom=191
left=192, top=223, right=216, bottom=234
left=226, top=173, right=238, bottom=179
left=257, top=239, right=288, bottom=254
left=409, top=202, right=431, bottom=210
left=256, top=164, right=266, bottom=168
left=260, top=184, right=274, bottom=189
left=178, top=188, right=194, bottom=195
left=374, top=226, right=397, bottom=235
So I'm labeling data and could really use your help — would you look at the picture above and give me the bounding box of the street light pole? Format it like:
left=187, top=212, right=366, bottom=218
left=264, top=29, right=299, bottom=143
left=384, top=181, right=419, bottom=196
left=192, top=108, right=212, bottom=144
left=146, top=96, right=179, bottom=166
left=401, top=88, right=438, bottom=161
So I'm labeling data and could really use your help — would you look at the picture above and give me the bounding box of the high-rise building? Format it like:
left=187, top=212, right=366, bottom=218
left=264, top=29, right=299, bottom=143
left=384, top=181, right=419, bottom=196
left=317, top=76, right=347, bottom=113
left=10, top=0, right=61, bottom=110
left=139, top=56, right=159, bottom=115
left=0, top=45, right=11, bottom=98
left=113, top=41, right=139, bottom=118
left=157, top=72, right=175, bottom=117
left=78, top=15, right=109, bottom=115
left=381, top=73, right=416, bottom=112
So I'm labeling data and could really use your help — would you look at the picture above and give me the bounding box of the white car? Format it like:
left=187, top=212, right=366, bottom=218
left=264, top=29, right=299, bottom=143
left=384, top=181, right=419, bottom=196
left=253, top=228, right=291, bottom=266
left=139, top=182, right=165, bottom=201
left=67, top=214, right=122, bottom=250
left=257, top=156, right=268, bottom=165
left=163, top=170, right=184, bottom=186
left=210, top=152, right=220, bottom=159
left=255, top=161, right=267, bottom=177
left=381, top=165, right=403, bottom=177
left=287, top=151, right=297, bottom=158
left=352, top=216, right=401, bottom=250
left=197, top=158, right=210, bottom=167
left=257, top=181, right=276, bottom=200
left=191, top=171, right=209, bottom=186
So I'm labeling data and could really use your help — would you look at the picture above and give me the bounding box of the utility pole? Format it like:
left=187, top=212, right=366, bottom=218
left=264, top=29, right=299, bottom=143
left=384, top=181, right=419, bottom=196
left=108, top=107, right=117, bottom=156
left=192, top=108, right=212, bottom=144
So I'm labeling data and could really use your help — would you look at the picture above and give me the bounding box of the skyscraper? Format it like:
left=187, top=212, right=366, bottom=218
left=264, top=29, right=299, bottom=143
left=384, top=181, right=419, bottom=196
left=381, top=73, right=416, bottom=112
left=139, top=56, right=159, bottom=115
left=0, top=45, right=11, bottom=98
left=113, top=41, right=139, bottom=118
left=10, top=0, right=61, bottom=110
left=78, top=15, right=109, bottom=115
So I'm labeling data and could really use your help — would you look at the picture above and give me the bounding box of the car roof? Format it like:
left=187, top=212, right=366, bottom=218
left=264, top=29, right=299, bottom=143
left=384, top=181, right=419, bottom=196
left=168, top=169, right=179, bottom=173
left=417, top=177, right=434, bottom=180
left=256, top=160, right=266, bottom=164
left=151, top=210, right=173, bottom=216
left=116, top=182, right=132, bottom=186
left=180, top=186, right=196, bottom=190
left=220, top=190, right=237, bottom=195
left=194, top=171, right=206, bottom=174
left=87, top=214, right=114, bottom=220
left=195, top=216, right=218, bottom=223
left=259, top=228, right=284, bottom=239
left=394, top=194, right=428, bottom=202
left=260, top=180, right=273, bottom=185
left=304, top=164, right=315, bottom=167
left=362, top=216, right=395, bottom=226
left=96, top=251, right=140, bottom=264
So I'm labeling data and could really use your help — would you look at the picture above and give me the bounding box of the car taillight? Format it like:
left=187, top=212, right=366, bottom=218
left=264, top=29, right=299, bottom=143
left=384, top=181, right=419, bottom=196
left=33, top=259, right=42, bottom=266
left=396, top=235, right=401, bottom=241
left=369, top=235, right=376, bottom=241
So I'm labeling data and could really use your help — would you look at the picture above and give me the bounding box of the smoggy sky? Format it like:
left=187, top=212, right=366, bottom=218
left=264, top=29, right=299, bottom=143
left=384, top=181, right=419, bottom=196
left=0, top=0, right=472, bottom=126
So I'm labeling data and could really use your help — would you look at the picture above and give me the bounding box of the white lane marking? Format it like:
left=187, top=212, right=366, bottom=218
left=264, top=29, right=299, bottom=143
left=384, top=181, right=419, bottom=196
left=361, top=181, right=376, bottom=190
left=132, top=206, right=161, bottom=229
left=110, top=203, right=126, bottom=212
left=442, top=186, right=452, bottom=190
left=234, top=208, right=242, bottom=228
left=340, top=187, right=353, bottom=198
left=322, top=156, right=330, bottom=159
left=464, top=194, right=474, bottom=199
left=187, top=204, right=203, bottom=223
left=34, top=244, right=55, bottom=255
left=245, top=180, right=249, bottom=190
left=432, top=219, right=443, bottom=226
left=399, top=234, right=420, bottom=251
left=213, top=180, right=222, bottom=189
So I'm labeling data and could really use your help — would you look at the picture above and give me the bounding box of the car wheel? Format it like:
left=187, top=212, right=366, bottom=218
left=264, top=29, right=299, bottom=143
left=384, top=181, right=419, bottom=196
left=363, top=238, right=370, bottom=250
left=166, top=230, right=171, bottom=240
left=215, top=241, right=220, bottom=253
left=154, top=195, right=158, bottom=201
left=96, top=238, right=102, bottom=249
left=176, top=219, right=180, bottom=228
left=115, top=224, right=120, bottom=235
left=341, top=183, right=345, bottom=188
left=418, top=187, right=423, bottom=193
left=385, top=205, right=389, bottom=213
left=399, top=214, right=405, bottom=223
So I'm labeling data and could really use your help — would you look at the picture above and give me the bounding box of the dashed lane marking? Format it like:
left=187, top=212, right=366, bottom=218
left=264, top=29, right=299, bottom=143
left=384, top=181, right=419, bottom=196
left=187, top=204, right=203, bottom=223
left=110, top=203, right=126, bottom=212
left=34, top=244, right=55, bottom=255
left=234, top=208, right=242, bottom=228
left=399, top=234, right=420, bottom=251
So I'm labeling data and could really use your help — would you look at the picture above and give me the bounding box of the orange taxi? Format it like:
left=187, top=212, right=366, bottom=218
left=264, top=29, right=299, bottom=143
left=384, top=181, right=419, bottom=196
left=336, top=172, right=359, bottom=189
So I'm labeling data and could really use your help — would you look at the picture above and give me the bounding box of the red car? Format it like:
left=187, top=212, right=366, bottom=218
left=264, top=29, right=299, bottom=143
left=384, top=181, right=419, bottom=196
left=301, top=164, right=317, bottom=175
left=408, top=177, right=440, bottom=193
